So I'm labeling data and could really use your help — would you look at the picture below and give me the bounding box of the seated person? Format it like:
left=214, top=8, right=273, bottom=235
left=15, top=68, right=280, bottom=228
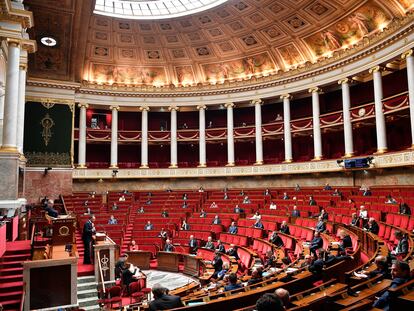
left=239, top=190, right=245, bottom=196
left=199, top=208, right=207, bottom=218
left=250, top=211, right=261, bottom=221
left=362, top=187, right=372, bottom=196
left=256, top=293, right=284, bottom=311
left=112, top=203, right=118, bottom=210
left=295, top=184, right=301, bottom=191
left=350, top=212, right=359, bottom=226
left=309, top=196, right=317, bottom=206
left=253, top=219, right=264, bottom=229
left=182, top=201, right=188, bottom=208
left=337, top=229, right=352, bottom=253
left=189, top=235, right=198, bottom=254
left=309, top=249, right=325, bottom=275
left=269, top=202, right=277, bottom=210
left=263, top=250, right=276, bottom=270
left=128, top=240, right=138, bottom=251
left=198, top=186, right=204, bottom=192
left=161, top=209, right=169, bottom=218
left=181, top=220, right=190, bottom=231
left=399, top=203, right=411, bottom=215
left=44, top=200, right=58, bottom=218
left=319, top=209, right=328, bottom=220
left=291, top=206, right=300, bottom=217
left=204, top=236, right=215, bottom=250
left=385, top=194, right=397, bottom=204
left=243, top=195, right=251, bottom=204
left=212, top=215, right=221, bottom=225
left=247, top=268, right=263, bottom=285
left=223, top=192, right=229, bottom=200
left=315, top=216, right=326, bottom=233
left=234, top=204, right=244, bottom=213
left=115, top=254, right=128, bottom=279
left=224, top=273, right=242, bottom=291
left=137, top=206, right=145, bottom=213
left=332, top=188, right=342, bottom=197
left=282, top=192, right=289, bottom=200
left=392, top=231, right=409, bottom=258
left=149, top=284, right=183, bottom=311
left=210, top=201, right=218, bottom=208
left=214, top=262, right=230, bottom=280
left=364, top=217, right=379, bottom=234
left=359, top=205, right=368, bottom=225
left=164, top=239, right=174, bottom=252
left=212, top=252, right=223, bottom=276
left=182, top=193, right=188, bottom=200
left=323, top=183, right=332, bottom=190
left=108, top=215, right=118, bottom=225
left=269, top=231, right=284, bottom=247
left=310, top=231, right=323, bottom=256
left=144, top=221, right=154, bottom=230
left=226, top=244, right=239, bottom=260
left=119, top=195, right=126, bottom=202
left=215, top=240, right=225, bottom=253
left=158, top=228, right=168, bottom=239
left=146, top=198, right=152, bottom=205
left=357, top=255, right=390, bottom=279
left=84, top=207, right=92, bottom=215
left=373, top=260, right=411, bottom=310
left=122, top=263, right=138, bottom=294
left=279, top=221, right=290, bottom=235
left=228, top=221, right=238, bottom=234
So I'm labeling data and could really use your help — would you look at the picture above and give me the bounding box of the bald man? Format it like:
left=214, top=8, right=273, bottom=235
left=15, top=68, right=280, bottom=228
left=275, top=288, right=290, bottom=308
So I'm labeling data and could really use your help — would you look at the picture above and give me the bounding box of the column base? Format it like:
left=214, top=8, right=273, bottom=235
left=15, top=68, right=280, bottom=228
left=18, top=154, right=27, bottom=161
left=140, top=164, right=149, bottom=169
left=254, top=161, right=263, bottom=165
left=226, top=162, right=235, bottom=167
left=342, top=153, right=354, bottom=158
left=197, top=163, right=207, bottom=168
left=374, top=148, right=388, bottom=154
left=311, top=156, right=323, bottom=161
left=77, top=164, right=87, bottom=169
left=408, top=144, right=414, bottom=150
left=169, top=164, right=178, bottom=168
left=109, top=165, right=118, bottom=169
left=283, top=159, right=293, bottom=163
left=0, top=146, right=19, bottom=153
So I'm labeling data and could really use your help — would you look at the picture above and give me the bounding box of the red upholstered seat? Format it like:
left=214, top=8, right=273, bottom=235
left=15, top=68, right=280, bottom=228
left=107, top=286, right=122, bottom=309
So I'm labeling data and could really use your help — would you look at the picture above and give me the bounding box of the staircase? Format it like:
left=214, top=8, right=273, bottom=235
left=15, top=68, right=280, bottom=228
left=0, top=241, right=31, bottom=310
left=77, top=276, right=100, bottom=311
left=76, top=230, right=85, bottom=261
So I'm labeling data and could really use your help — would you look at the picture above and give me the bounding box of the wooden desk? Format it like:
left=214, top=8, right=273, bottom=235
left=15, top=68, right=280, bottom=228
left=292, top=283, right=347, bottom=306
left=126, top=250, right=152, bottom=270
left=157, top=251, right=180, bottom=272
left=183, top=254, right=201, bottom=276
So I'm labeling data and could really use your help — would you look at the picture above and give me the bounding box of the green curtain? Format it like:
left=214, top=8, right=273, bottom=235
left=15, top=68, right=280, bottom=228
left=24, top=101, right=73, bottom=167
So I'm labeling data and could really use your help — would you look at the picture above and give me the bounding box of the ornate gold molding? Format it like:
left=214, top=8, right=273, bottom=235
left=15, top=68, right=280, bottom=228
left=197, top=105, right=207, bottom=110
left=280, top=94, right=292, bottom=100
left=338, top=78, right=350, bottom=85
left=109, top=105, right=120, bottom=111
left=308, top=87, right=321, bottom=94
left=224, top=103, right=235, bottom=109
left=139, top=106, right=150, bottom=112
left=369, top=65, right=385, bottom=74
left=78, top=103, right=89, bottom=109
left=251, top=99, right=263, bottom=105
left=401, top=49, right=413, bottom=59
left=168, top=106, right=179, bottom=112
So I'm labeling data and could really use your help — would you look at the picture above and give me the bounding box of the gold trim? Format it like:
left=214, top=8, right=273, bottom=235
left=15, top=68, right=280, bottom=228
left=168, top=106, right=180, bottom=112
left=224, top=103, right=235, bottom=109
left=283, top=159, right=293, bottom=163
left=343, top=153, right=354, bottom=158
left=251, top=99, right=263, bottom=105
left=308, top=87, right=321, bottom=94
left=0, top=146, right=19, bottom=153
left=254, top=161, right=263, bottom=165
left=169, top=164, right=178, bottom=168
left=109, top=106, right=120, bottom=111
left=197, top=163, right=207, bottom=167
left=77, top=164, right=87, bottom=169
left=375, top=148, right=388, bottom=154
left=197, top=105, right=207, bottom=110
left=401, top=50, right=413, bottom=60
left=369, top=66, right=383, bottom=74
left=139, top=106, right=150, bottom=112
left=312, top=156, right=323, bottom=161
left=280, top=94, right=292, bottom=100
left=6, top=38, right=20, bottom=47
left=109, top=165, right=118, bottom=168
left=140, top=164, right=149, bottom=168
left=226, top=162, right=235, bottom=166
left=78, top=103, right=89, bottom=109
left=338, top=78, right=350, bottom=85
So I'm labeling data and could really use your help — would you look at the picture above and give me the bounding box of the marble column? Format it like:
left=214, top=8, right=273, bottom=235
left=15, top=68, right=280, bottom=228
left=1, top=39, right=21, bottom=152
left=253, top=99, right=263, bottom=165
left=369, top=66, right=387, bottom=153
left=281, top=94, right=293, bottom=162
left=109, top=106, right=119, bottom=168
left=309, top=87, right=323, bottom=160
left=197, top=105, right=207, bottom=167
left=140, top=106, right=149, bottom=168
left=402, top=49, right=414, bottom=148
left=16, top=63, right=27, bottom=154
left=169, top=106, right=179, bottom=168
left=225, top=103, right=235, bottom=166
left=77, top=103, right=88, bottom=168
left=339, top=78, right=354, bottom=157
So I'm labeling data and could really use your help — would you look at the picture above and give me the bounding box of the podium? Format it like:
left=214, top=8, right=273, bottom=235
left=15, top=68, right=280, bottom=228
left=94, top=234, right=118, bottom=284
left=126, top=251, right=152, bottom=270
left=51, top=216, right=76, bottom=245
left=157, top=251, right=180, bottom=272
left=183, top=254, right=201, bottom=276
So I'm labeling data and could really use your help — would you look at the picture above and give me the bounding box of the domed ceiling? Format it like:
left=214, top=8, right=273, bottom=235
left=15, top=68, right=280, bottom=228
left=26, top=0, right=414, bottom=88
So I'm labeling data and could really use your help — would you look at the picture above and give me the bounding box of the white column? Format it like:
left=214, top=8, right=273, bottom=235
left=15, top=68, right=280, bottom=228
left=1, top=40, right=21, bottom=151
left=281, top=94, right=293, bottom=162
left=369, top=66, right=387, bottom=153
left=16, top=63, right=27, bottom=154
left=339, top=78, right=354, bottom=157
left=140, top=106, right=149, bottom=168
left=169, top=106, right=179, bottom=168
left=402, top=50, right=414, bottom=148
left=253, top=99, right=263, bottom=165
left=77, top=103, right=88, bottom=168
left=109, top=106, right=119, bottom=168
left=197, top=105, right=207, bottom=167
left=225, top=103, right=235, bottom=166
left=309, top=87, right=323, bottom=160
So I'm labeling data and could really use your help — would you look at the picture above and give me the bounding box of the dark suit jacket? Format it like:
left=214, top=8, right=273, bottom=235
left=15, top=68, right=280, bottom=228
left=82, top=220, right=94, bottom=242
left=270, top=234, right=284, bottom=247
left=189, top=239, right=198, bottom=253
left=216, top=244, right=225, bottom=253
left=395, top=238, right=409, bottom=255
left=373, top=278, right=408, bottom=310
left=122, top=268, right=135, bottom=287
left=212, top=257, right=223, bottom=272
left=368, top=221, right=379, bottom=234
left=280, top=225, right=290, bottom=235
left=315, top=221, right=326, bottom=232
left=254, top=222, right=264, bottom=229
left=227, top=248, right=239, bottom=259
left=310, top=237, right=323, bottom=250
left=149, top=294, right=183, bottom=311
left=212, top=219, right=221, bottom=225
left=292, top=210, right=300, bottom=217
left=341, top=235, right=353, bottom=249
left=205, top=242, right=215, bottom=250
left=164, top=244, right=174, bottom=252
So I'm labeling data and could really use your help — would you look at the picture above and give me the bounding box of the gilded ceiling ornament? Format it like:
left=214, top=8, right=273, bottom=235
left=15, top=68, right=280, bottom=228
left=41, top=99, right=55, bottom=109
left=40, top=113, right=55, bottom=146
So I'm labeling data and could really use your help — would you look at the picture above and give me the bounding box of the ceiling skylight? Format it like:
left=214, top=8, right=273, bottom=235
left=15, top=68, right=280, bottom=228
left=94, top=0, right=230, bottom=20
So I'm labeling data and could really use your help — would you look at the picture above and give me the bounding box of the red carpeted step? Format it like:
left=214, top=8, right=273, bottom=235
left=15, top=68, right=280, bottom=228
left=0, top=274, right=23, bottom=283
left=0, top=298, right=21, bottom=309
left=0, top=267, right=23, bottom=276
left=0, top=261, right=25, bottom=269
left=0, top=254, right=31, bottom=262
left=0, top=290, right=23, bottom=298
left=0, top=281, right=23, bottom=293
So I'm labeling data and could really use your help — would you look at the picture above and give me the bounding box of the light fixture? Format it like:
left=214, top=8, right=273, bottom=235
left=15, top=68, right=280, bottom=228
left=40, top=36, right=57, bottom=47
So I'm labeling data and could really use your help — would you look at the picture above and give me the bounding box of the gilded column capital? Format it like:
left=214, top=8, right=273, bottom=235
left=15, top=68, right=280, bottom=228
left=197, top=105, right=207, bottom=110
left=139, top=106, right=150, bottom=112
left=224, top=102, right=235, bottom=109
left=401, top=49, right=413, bottom=59
left=78, top=103, right=89, bottom=109
left=168, top=106, right=179, bottom=112
left=19, top=63, right=28, bottom=71
left=6, top=38, right=21, bottom=47
left=21, top=39, right=37, bottom=53
left=308, top=87, right=321, bottom=94
left=109, top=105, right=120, bottom=111
left=369, top=65, right=384, bottom=74
left=338, top=78, right=350, bottom=85
left=251, top=99, right=263, bottom=105
left=280, top=94, right=292, bottom=100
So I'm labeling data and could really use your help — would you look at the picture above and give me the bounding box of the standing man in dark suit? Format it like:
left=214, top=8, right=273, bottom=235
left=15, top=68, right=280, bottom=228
left=309, top=231, right=323, bottom=256
left=82, top=216, right=96, bottom=264
left=189, top=235, right=198, bottom=254
left=149, top=284, right=183, bottom=311
left=212, top=252, right=223, bottom=278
